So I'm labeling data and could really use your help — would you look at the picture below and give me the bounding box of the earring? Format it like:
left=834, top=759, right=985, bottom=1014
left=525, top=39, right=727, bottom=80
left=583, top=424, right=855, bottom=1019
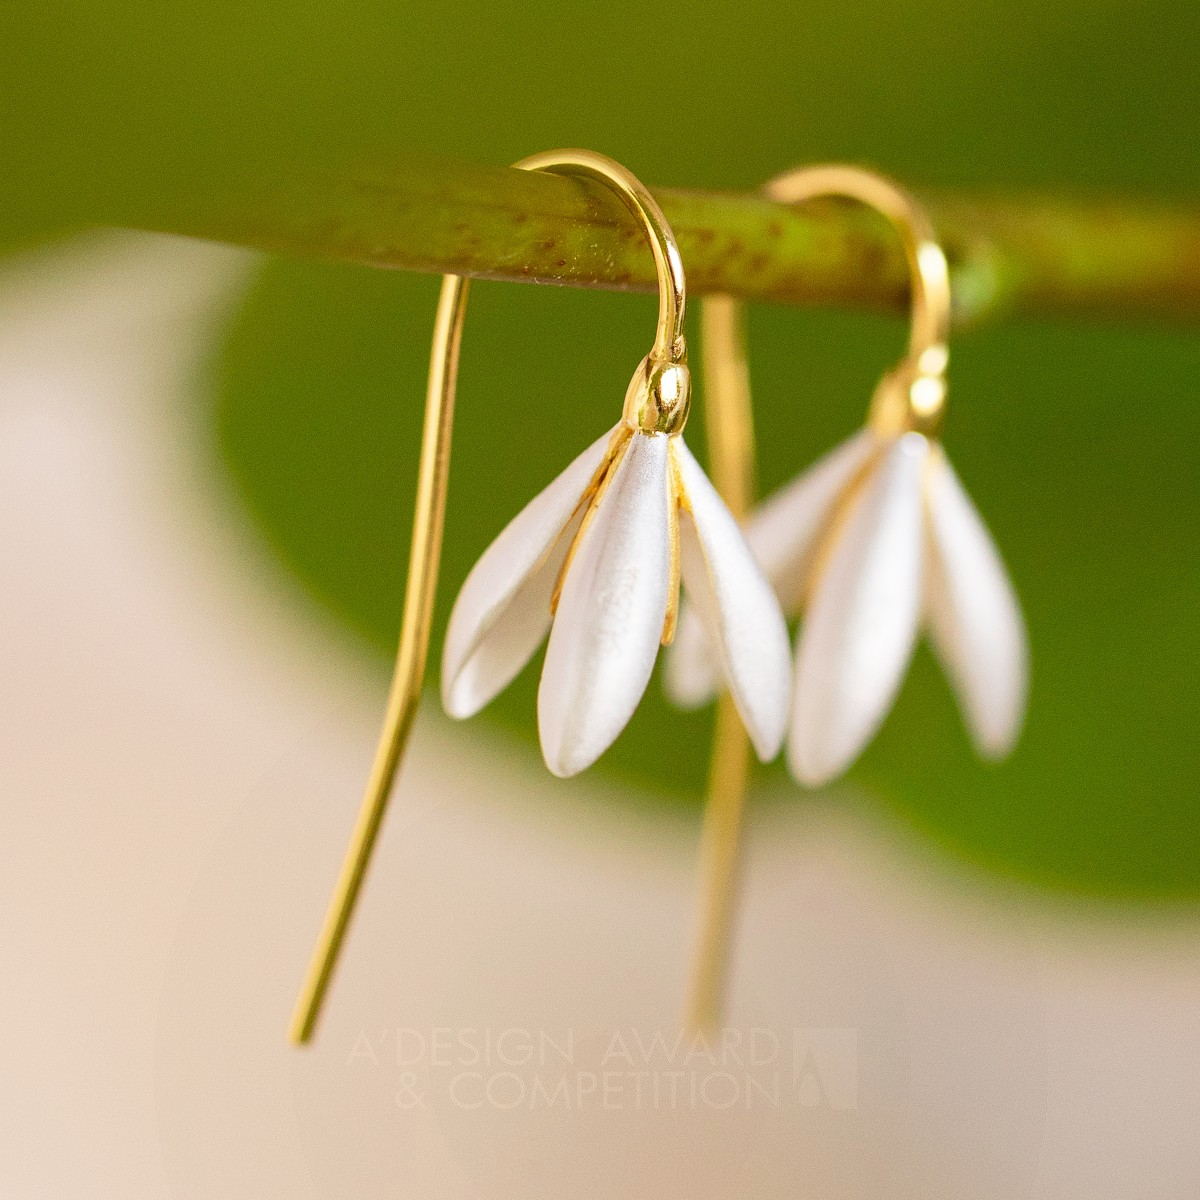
left=669, top=164, right=1029, bottom=787
left=674, top=165, right=1029, bottom=1033
left=441, top=150, right=790, bottom=776
left=289, top=149, right=792, bottom=1044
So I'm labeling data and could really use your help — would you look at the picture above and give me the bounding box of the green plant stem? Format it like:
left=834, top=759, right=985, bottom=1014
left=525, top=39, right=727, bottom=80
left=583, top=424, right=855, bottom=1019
left=133, top=156, right=1200, bottom=326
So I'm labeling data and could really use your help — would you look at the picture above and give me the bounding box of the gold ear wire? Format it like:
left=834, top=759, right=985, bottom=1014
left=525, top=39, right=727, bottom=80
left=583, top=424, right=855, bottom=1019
left=684, top=165, right=952, bottom=1035
left=288, top=271, right=468, bottom=1045
left=290, top=149, right=691, bottom=1046
left=766, top=164, right=951, bottom=361
left=684, top=294, right=756, bottom=1035
left=769, top=165, right=952, bottom=438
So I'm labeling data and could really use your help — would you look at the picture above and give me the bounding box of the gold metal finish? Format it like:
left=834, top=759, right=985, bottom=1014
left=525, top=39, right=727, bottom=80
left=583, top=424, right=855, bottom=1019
left=623, top=356, right=693, bottom=435
left=694, top=296, right=757, bottom=503
left=684, top=295, right=757, bottom=1031
left=661, top=441, right=689, bottom=647
left=767, top=165, right=952, bottom=437
left=288, top=272, right=468, bottom=1044
left=684, top=295, right=757, bottom=1034
left=516, top=149, right=688, bottom=364
left=687, top=692, right=754, bottom=1032
left=290, top=149, right=693, bottom=1045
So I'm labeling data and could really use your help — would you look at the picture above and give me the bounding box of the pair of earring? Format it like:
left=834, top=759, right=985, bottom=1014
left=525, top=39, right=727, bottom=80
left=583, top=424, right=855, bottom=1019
left=289, top=150, right=1028, bottom=1045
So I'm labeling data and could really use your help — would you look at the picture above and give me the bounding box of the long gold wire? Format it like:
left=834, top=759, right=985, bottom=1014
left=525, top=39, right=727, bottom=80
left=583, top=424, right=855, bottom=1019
left=289, top=274, right=468, bottom=1044
left=290, top=149, right=690, bottom=1046
left=684, top=294, right=756, bottom=1035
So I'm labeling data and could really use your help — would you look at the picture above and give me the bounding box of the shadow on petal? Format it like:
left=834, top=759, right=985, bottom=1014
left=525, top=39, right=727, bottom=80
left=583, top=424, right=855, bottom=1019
left=672, top=437, right=792, bottom=761
left=442, top=424, right=617, bottom=718
left=924, top=446, right=1029, bottom=758
left=538, top=432, right=672, bottom=777
left=747, top=427, right=879, bottom=613
left=790, top=433, right=928, bottom=786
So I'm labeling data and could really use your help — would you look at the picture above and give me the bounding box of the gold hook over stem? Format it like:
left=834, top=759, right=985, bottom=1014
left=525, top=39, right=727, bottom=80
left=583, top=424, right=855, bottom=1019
left=290, top=150, right=691, bottom=1045
left=518, top=149, right=688, bottom=363
left=769, top=165, right=952, bottom=436
left=766, top=164, right=951, bottom=369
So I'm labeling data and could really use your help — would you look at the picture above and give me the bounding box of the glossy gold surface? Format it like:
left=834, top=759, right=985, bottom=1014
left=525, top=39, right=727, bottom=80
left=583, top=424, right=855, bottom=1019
left=767, top=164, right=951, bottom=437
left=517, top=148, right=688, bottom=364
left=685, top=294, right=756, bottom=1033
left=289, top=272, right=468, bottom=1044
left=622, top=355, right=692, bottom=435
left=662, top=440, right=688, bottom=647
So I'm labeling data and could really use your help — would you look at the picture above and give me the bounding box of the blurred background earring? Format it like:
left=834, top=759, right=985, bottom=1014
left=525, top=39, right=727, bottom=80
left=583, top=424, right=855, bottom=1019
left=678, top=165, right=1029, bottom=1032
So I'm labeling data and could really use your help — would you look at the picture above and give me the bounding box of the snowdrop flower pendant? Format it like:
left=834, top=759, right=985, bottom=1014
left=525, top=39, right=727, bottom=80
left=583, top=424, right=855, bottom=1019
left=668, top=165, right=1029, bottom=788
left=292, top=150, right=790, bottom=1044
left=442, top=157, right=791, bottom=778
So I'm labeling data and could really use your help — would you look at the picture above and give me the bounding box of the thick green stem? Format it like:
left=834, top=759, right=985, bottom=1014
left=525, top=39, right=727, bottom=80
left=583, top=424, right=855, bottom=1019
left=131, top=156, right=1200, bottom=326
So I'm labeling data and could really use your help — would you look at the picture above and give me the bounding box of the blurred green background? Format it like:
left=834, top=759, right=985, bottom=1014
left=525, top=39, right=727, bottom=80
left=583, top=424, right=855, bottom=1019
left=5, top=0, right=1198, bottom=897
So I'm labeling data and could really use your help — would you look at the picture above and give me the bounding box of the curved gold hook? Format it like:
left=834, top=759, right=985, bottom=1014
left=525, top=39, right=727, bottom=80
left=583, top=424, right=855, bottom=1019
left=767, top=164, right=951, bottom=366
left=518, top=149, right=687, bottom=362
left=766, top=164, right=952, bottom=436
left=290, top=150, right=689, bottom=1045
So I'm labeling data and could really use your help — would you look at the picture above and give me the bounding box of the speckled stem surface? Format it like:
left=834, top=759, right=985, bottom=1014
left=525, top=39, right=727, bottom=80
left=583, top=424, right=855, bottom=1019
left=134, top=155, right=1200, bottom=326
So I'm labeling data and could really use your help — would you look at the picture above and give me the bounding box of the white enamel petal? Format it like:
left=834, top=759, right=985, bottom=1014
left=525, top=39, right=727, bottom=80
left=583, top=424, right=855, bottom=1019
left=664, top=426, right=879, bottom=708
left=662, top=595, right=718, bottom=709
left=746, top=427, right=880, bottom=608
left=669, top=438, right=792, bottom=761
left=441, top=425, right=618, bottom=719
left=924, top=447, right=1028, bottom=758
left=789, top=432, right=929, bottom=787
left=537, top=432, right=672, bottom=778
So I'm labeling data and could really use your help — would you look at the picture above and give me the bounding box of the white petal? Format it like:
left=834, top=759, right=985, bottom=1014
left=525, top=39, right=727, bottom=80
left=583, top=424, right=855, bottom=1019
left=746, top=427, right=880, bottom=609
left=661, top=597, right=718, bottom=709
left=441, top=425, right=618, bottom=719
left=538, top=431, right=672, bottom=777
left=664, top=427, right=878, bottom=707
left=669, top=439, right=792, bottom=761
left=924, top=448, right=1028, bottom=757
left=789, top=432, right=928, bottom=786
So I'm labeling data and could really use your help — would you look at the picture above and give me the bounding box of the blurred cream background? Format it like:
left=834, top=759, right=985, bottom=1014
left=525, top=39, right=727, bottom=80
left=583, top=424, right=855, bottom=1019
left=0, top=236, right=1197, bottom=1198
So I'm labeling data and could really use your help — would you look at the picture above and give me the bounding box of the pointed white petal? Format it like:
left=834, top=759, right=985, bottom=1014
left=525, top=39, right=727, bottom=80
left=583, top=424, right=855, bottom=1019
left=538, top=432, right=672, bottom=777
left=662, top=596, right=718, bottom=709
left=789, top=432, right=928, bottom=786
left=746, top=427, right=880, bottom=609
left=441, top=425, right=618, bottom=719
left=924, top=448, right=1028, bottom=757
left=665, top=427, right=879, bottom=708
left=669, top=439, right=791, bottom=760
